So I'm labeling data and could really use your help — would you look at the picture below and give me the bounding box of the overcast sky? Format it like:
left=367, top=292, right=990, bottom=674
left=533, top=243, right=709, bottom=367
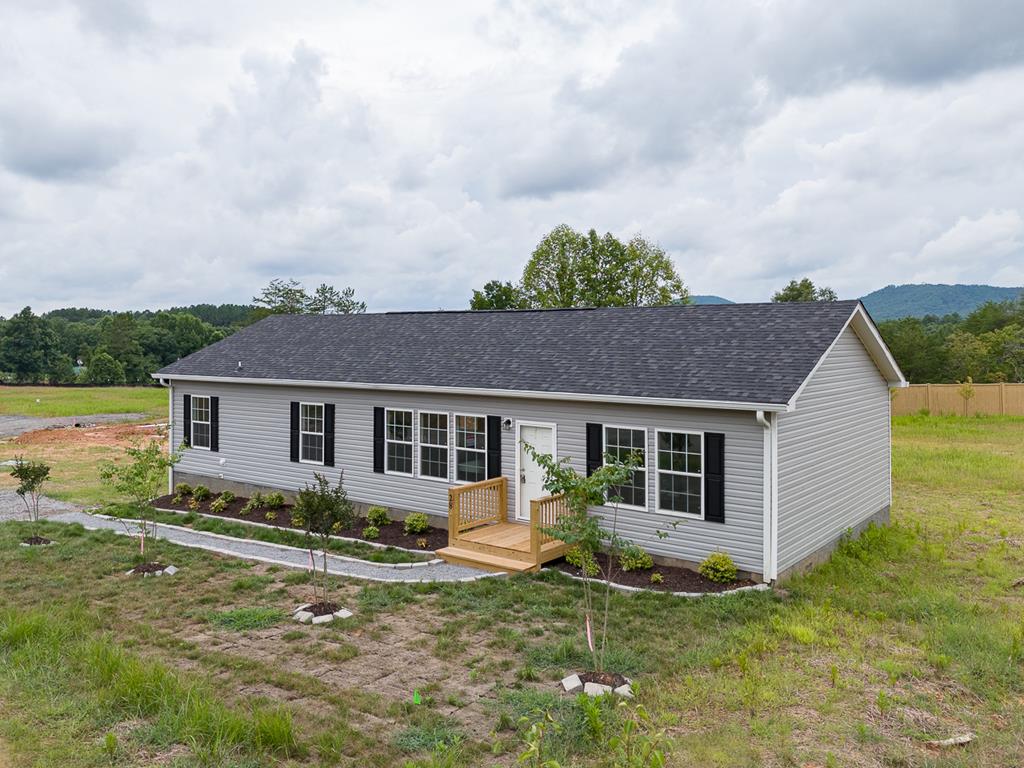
left=1, top=0, right=1023, bottom=316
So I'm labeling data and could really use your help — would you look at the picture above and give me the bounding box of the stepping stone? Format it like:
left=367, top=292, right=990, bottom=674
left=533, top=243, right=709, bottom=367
left=561, top=674, right=583, bottom=694
left=584, top=682, right=612, bottom=697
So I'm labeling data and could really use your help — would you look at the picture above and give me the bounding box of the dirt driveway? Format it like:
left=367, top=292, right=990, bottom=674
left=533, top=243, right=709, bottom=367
left=0, top=413, right=148, bottom=439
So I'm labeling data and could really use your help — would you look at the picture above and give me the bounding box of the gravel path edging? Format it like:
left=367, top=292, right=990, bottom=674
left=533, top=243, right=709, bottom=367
left=45, top=510, right=498, bottom=584
left=153, top=506, right=437, bottom=556
left=542, top=567, right=772, bottom=598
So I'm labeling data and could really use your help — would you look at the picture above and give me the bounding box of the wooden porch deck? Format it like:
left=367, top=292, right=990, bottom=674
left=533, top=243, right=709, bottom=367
left=436, top=477, right=571, bottom=572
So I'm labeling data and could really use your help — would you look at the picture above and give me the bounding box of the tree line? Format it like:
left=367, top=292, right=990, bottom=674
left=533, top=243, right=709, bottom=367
left=0, top=279, right=365, bottom=385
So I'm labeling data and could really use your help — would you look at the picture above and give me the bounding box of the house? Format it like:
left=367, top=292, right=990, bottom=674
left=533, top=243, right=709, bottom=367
left=152, top=300, right=906, bottom=581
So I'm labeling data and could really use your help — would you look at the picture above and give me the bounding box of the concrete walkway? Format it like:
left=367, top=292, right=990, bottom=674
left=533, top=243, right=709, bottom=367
left=27, top=502, right=496, bottom=583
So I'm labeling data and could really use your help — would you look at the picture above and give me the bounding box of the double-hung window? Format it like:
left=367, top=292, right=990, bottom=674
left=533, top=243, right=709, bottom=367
left=419, top=412, right=449, bottom=480
left=454, top=414, right=487, bottom=482
left=604, top=426, right=647, bottom=508
left=191, top=396, right=211, bottom=450
left=299, top=403, right=325, bottom=464
left=656, top=431, right=703, bottom=517
left=385, top=409, right=414, bottom=475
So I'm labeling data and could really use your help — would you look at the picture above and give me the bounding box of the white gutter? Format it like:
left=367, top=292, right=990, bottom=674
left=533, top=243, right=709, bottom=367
left=757, top=409, right=777, bottom=582
left=150, top=372, right=790, bottom=413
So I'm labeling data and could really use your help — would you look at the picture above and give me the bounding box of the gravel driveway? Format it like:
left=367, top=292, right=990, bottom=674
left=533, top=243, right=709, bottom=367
left=0, top=489, right=82, bottom=522
left=0, top=413, right=149, bottom=439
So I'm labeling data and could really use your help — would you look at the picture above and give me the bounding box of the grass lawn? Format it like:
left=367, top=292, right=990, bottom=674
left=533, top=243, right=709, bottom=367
left=1, top=415, right=1023, bottom=766
left=0, top=385, right=167, bottom=419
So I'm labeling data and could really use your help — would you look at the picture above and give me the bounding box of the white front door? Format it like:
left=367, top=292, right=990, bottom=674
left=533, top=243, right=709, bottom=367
left=518, top=423, right=555, bottom=521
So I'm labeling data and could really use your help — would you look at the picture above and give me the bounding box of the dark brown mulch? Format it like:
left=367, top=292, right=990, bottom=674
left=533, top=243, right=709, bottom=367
left=151, top=494, right=447, bottom=551
left=307, top=602, right=339, bottom=617
left=552, top=551, right=757, bottom=594
left=130, top=562, right=166, bottom=574
left=579, top=671, right=629, bottom=688
left=21, top=535, right=53, bottom=546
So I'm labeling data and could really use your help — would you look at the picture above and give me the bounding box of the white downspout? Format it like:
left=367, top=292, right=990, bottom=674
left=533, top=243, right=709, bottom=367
left=756, top=410, right=775, bottom=582
left=158, top=377, right=173, bottom=495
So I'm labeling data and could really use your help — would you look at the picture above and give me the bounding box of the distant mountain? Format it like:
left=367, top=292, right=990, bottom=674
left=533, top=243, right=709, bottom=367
left=860, top=284, right=1024, bottom=320
left=690, top=295, right=735, bottom=305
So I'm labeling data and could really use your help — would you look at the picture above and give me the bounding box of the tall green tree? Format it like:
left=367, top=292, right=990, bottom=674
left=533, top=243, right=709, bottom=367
left=478, top=224, right=688, bottom=310
left=253, top=278, right=366, bottom=317
left=0, top=307, right=59, bottom=383
left=98, top=313, right=148, bottom=384
left=771, top=278, right=838, bottom=303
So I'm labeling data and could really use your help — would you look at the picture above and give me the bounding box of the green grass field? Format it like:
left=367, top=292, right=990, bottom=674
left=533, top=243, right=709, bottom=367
left=1, top=415, right=1022, bottom=766
left=0, top=385, right=166, bottom=418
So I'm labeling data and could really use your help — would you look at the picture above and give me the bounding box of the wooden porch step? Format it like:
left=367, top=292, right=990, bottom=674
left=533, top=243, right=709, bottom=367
left=436, top=546, right=540, bottom=573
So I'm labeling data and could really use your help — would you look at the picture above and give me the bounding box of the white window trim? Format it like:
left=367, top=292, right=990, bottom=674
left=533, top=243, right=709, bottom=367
left=602, top=424, right=648, bottom=512
left=384, top=407, right=415, bottom=477
left=190, top=395, right=211, bottom=451
left=418, top=410, right=450, bottom=483
left=453, top=412, right=488, bottom=485
left=654, top=429, right=705, bottom=519
left=299, top=401, right=325, bottom=466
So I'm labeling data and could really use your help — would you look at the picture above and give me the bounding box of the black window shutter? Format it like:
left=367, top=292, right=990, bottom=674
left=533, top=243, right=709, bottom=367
left=209, top=396, right=219, bottom=453
left=486, top=415, right=502, bottom=479
left=324, top=403, right=335, bottom=467
left=704, top=432, right=725, bottom=523
left=289, top=402, right=300, bottom=463
left=585, top=423, right=603, bottom=476
left=372, top=407, right=385, bottom=473
left=182, top=394, right=192, bottom=447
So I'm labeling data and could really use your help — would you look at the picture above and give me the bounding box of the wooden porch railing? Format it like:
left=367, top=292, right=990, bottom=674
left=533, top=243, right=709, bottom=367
left=448, top=476, right=507, bottom=544
left=529, top=493, right=570, bottom=559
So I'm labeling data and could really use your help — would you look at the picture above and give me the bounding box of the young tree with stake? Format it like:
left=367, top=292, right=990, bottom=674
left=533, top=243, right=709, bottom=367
left=9, top=457, right=51, bottom=543
left=293, top=472, right=356, bottom=610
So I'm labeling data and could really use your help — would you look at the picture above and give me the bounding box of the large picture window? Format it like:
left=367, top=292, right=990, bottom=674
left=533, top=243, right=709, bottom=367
left=299, top=403, right=325, bottom=464
left=455, top=414, right=487, bottom=482
left=604, top=426, right=647, bottom=508
left=419, top=412, right=449, bottom=480
left=191, top=396, right=211, bottom=449
left=656, top=431, right=703, bottom=517
left=385, top=409, right=414, bottom=475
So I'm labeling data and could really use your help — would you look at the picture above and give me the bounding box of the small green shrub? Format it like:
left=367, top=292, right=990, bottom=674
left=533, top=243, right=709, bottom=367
left=242, top=492, right=265, bottom=514
left=192, top=485, right=211, bottom=502
left=188, top=497, right=200, bottom=511
left=264, top=510, right=277, bottom=522
left=173, top=482, right=192, bottom=501
left=264, top=491, right=286, bottom=509
left=218, top=490, right=235, bottom=504
left=566, top=546, right=599, bottom=577
left=403, top=512, right=430, bottom=535
left=619, top=544, right=654, bottom=572
left=367, top=505, right=390, bottom=527
left=416, top=537, right=429, bottom=549
left=698, top=551, right=738, bottom=583
left=209, top=497, right=226, bottom=514
left=362, top=525, right=380, bottom=540
left=650, top=571, right=664, bottom=584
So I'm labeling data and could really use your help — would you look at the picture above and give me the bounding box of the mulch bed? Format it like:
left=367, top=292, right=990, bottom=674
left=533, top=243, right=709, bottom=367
left=151, top=493, right=447, bottom=551
left=307, top=601, right=339, bottom=617
left=129, top=562, right=166, bottom=575
left=552, top=551, right=757, bottom=594
left=21, top=535, right=53, bottom=546
left=579, top=671, right=629, bottom=688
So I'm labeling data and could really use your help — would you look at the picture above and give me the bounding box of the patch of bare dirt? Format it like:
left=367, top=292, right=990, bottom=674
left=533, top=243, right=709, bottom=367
left=14, top=422, right=166, bottom=448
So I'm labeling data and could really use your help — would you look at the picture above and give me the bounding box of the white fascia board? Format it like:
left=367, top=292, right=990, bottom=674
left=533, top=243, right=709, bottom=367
left=786, top=303, right=907, bottom=411
left=150, top=373, right=790, bottom=413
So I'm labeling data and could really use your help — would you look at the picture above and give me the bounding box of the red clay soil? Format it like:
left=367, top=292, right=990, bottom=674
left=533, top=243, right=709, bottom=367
left=151, top=494, right=447, bottom=551
left=551, top=551, right=757, bottom=594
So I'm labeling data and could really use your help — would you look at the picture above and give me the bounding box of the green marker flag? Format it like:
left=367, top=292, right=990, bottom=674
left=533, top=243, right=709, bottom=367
left=413, top=689, right=421, bottom=705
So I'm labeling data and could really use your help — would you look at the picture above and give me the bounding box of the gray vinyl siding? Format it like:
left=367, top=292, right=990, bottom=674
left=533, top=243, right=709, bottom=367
left=776, top=326, right=891, bottom=572
left=169, top=383, right=765, bottom=573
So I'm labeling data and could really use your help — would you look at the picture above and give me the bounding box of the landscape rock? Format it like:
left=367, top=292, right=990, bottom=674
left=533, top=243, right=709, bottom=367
left=294, top=611, right=314, bottom=624
left=613, top=684, right=634, bottom=699
left=561, top=674, right=583, bottom=694
left=163, top=565, right=178, bottom=576
left=295, top=603, right=312, bottom=613
left=311, top=613, right=334, bottom=625
left=584, top=682, right=613, bottom=697
left=333, top=608, right=354, bottom=619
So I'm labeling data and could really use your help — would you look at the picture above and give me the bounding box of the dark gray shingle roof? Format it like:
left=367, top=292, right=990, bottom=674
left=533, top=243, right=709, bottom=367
left=156, top=301, right=863, bottom=407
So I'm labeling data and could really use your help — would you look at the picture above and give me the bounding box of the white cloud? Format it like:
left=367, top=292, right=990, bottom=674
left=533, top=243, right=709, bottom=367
left=0, top=0, right=1023, bottom=318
